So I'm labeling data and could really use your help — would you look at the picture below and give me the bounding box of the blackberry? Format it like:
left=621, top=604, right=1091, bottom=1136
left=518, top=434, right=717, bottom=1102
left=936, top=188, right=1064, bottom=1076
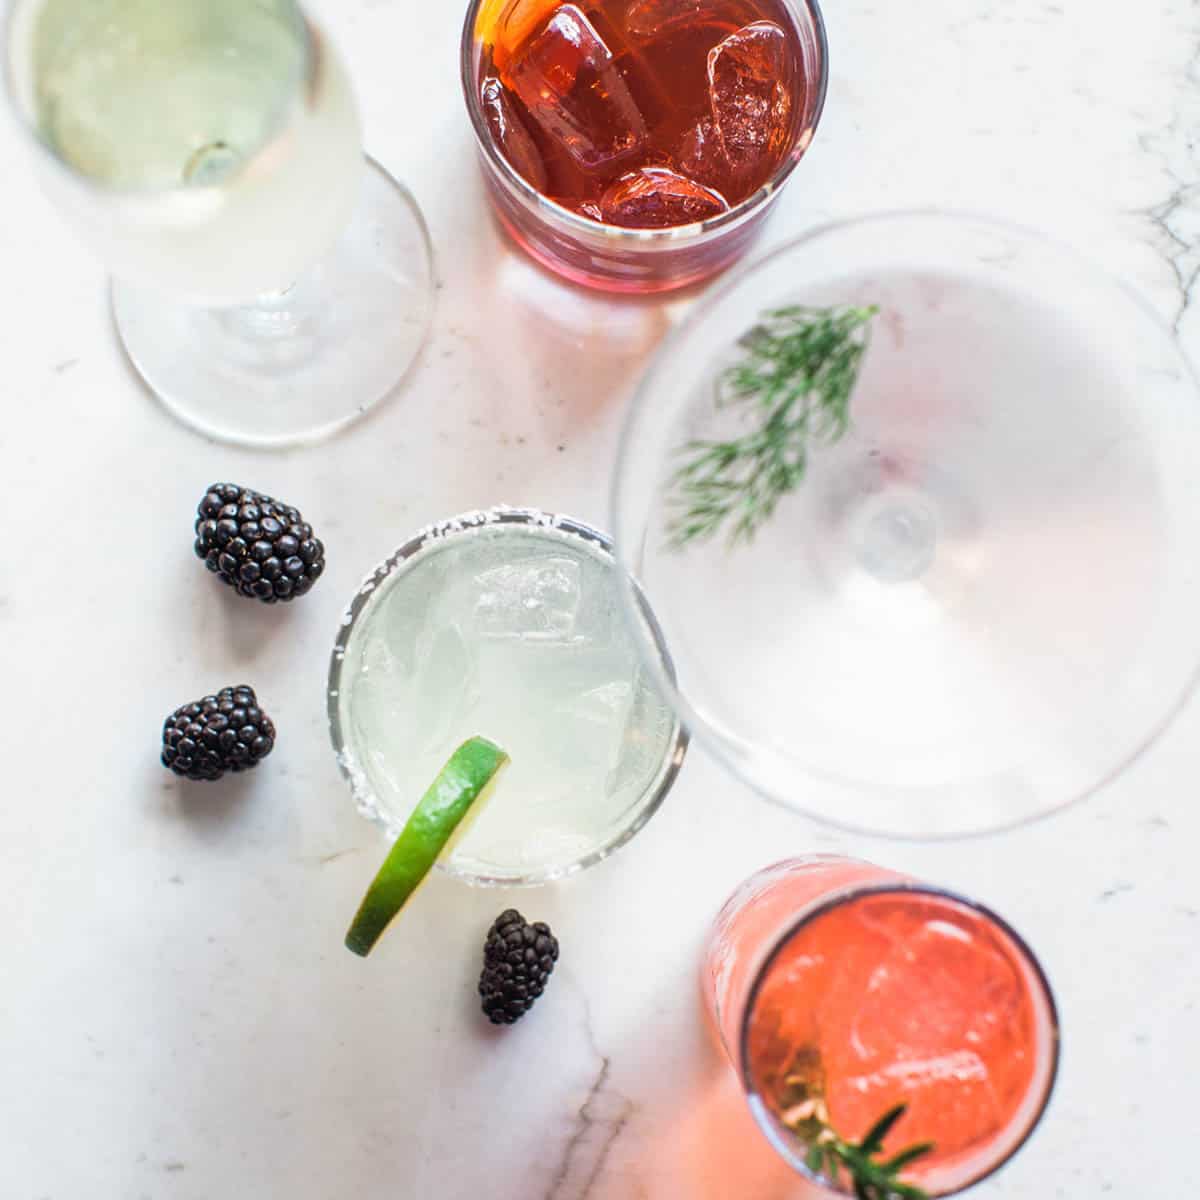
left=194, top=482, right=325, bottom=604
left=478, top=909, right=559, bottom=1025
left=162, top=686, right=276, bottom=781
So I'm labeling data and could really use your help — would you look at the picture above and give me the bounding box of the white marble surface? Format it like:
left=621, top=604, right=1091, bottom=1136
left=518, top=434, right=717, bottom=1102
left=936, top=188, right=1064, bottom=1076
left=2, top=0, right=1199, bottom=1196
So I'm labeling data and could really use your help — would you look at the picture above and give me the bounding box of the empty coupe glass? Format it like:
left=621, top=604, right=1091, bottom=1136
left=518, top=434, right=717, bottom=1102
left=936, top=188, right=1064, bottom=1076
left=613, top=212, right=1200, bottom=836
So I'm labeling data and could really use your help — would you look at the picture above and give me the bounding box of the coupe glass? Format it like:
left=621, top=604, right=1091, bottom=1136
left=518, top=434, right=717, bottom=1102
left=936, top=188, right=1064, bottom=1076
left=5, top=0, right=433, bottom=447
left=612, top=212, right=1200, bottom=837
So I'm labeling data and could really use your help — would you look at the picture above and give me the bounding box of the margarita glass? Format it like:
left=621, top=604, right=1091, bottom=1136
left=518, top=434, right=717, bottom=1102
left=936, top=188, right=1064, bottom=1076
left=328, top=508, right=687, bottom=885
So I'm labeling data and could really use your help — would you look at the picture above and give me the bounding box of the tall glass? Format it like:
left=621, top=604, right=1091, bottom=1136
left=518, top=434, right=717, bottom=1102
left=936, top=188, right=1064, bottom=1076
left=5, top=0, right=433, bottom=447
left=612, top=212, right=1200, bottom=836
left=328, top=508, right=688, bottom=885
left=703, top=856, right=1059, bottom=1195
left=460, top=0, right=828, bottom=293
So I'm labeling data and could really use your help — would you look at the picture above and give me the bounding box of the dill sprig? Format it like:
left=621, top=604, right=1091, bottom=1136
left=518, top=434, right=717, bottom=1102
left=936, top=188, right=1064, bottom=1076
left=668, top=304, right=878, bottom=548
left=786, top=1100, right=933, bottom=1200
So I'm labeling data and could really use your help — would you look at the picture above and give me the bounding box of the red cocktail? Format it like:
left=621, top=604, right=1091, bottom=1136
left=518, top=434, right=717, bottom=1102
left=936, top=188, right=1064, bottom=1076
left=704, top=857, right=1059, bottom=1195
left=461, top=0, right=827, bottom=292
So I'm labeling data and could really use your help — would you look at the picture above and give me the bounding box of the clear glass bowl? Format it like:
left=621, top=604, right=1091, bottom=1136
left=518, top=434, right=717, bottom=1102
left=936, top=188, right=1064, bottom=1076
left=328, top=507, right=688, bottom=886
left=612, top=211, right=1200, bottom=837
left=459, top=0, right=828, bottom=294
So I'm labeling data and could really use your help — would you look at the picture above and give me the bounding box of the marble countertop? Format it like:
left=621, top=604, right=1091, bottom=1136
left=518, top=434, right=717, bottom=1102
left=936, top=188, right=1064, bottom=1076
left=2, top=0, right=1198, bottom=1195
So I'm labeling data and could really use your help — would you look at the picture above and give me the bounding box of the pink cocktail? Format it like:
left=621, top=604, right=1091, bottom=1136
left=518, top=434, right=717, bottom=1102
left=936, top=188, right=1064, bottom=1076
left=461, top=0, right=827, bottom=292
left=704, top=856, right=1060, bottom=1195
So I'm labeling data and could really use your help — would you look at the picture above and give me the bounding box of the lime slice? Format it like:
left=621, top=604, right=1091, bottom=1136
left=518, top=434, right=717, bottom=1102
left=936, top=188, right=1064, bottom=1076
left=345, top=737, right=509, bottom=957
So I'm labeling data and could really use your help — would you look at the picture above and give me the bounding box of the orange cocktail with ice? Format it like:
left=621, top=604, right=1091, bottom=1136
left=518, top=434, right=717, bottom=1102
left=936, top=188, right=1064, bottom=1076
left=460, top=0, right=827, bottom=291
left=703, top=857, right=1059, bottom=1195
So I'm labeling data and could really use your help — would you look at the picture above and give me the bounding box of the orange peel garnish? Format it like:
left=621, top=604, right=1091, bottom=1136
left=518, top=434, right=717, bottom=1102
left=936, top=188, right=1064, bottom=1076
left=476, top=0, right=563, bottom=75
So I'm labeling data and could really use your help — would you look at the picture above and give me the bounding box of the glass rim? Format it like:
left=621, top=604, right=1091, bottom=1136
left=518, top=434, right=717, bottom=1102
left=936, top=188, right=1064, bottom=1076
left=458, top=0, right=829, bottom=245
left=611, top=206, right=1200, bottom=840
left=2, top=0, right=318, bottom=198
left=737, top=876, right=1062, bottom=1197
left=326, top=505, right=690, bottom=888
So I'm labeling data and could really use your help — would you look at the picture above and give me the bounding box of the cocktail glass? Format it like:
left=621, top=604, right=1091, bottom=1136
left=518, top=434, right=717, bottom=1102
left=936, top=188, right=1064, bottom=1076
left=612, top=211, right=1200, bottom=836
left=328, top=507, right=688, bottom=885
left=460, top=0, right=828, bottom=293
left=703, top=855, right=1059, bottom=1195
left=5, top=0, right=433, bottom=447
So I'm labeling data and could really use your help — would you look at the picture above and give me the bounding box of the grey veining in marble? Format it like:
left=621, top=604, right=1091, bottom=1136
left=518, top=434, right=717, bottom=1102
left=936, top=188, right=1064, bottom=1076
left=1, top=0, right=1198, bottom=1195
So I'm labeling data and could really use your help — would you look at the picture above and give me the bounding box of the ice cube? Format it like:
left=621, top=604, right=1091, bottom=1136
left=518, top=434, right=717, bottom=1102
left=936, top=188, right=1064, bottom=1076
left=551, top=197, right=604, bottom=221
left=604, top=667, right=668, bottom=799
left=571, top=680, right=634, bottom=724
left=707, top=21, right=794, bottom=176
left=848, top=917, right=1025, bottom=1061
left=556, top=678, right=634, bottom=779
left=624, top=0, right=709, bottom=36
left=506, top=4, right=648, bottom=173
left=676, top=115, right=731, bottom=189
left=826, top=911, right=1028, bottom=1154
left=479, top=0, right=563, bottom=73
left=480, top=76, right=549, bottom=192
left=413, top=623, right=477, bottom=755
left=600, top=166, right=729, bottom=227
left=474, top=556, right=582, bottom=640
left=572, top=199, right=605, bottom=222
left=833, top=1051, right=1001, bottom=1159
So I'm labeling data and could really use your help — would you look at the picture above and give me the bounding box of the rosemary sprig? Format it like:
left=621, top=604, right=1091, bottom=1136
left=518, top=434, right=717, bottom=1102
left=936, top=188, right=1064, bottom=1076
left=667, top=304, right=878, bottom=548
left=788, top=1101, right=933, bottom=1200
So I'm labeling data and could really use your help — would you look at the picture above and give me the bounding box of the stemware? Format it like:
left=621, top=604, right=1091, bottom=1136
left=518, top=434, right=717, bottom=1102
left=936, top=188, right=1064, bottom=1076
left=5, top=0, right=433, bottom=446
left=613, top=212, right=1200, bottom=836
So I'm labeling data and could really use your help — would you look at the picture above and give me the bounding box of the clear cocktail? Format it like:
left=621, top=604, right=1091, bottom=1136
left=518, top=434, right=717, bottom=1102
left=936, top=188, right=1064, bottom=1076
left=6, top=0, right=433, bottom=446
left=329, top=509, right=686, bottom=885
left=703, top=856, right=1059, bottom=1195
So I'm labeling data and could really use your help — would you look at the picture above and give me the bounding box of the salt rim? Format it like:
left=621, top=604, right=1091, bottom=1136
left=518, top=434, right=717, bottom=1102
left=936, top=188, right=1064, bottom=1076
left=328, top=507, right=621, bottom=787
left=325, top=505, right=690, bottom=884
left=336, top=505, right=598, bottom=629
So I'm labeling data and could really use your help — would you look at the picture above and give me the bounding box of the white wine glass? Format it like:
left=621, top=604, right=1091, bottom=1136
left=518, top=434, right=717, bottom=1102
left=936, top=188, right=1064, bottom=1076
left=4, top=0, right=433, bottom=447
left=613, top=211, right=1200, bottom=838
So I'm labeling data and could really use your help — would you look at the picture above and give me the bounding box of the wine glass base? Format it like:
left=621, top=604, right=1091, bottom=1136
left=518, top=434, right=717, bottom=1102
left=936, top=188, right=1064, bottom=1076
left=110, top=156, right=434, bottom=449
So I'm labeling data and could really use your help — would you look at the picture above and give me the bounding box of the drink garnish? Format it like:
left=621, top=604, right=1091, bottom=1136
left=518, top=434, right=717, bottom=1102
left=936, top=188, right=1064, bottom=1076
left=478, top=909, right=559, bottom=1024
left=161, top=685, right=276, bottom=781
left=194, top=482, right=326, bottom=605
left=667, top=304, right=878, bottom=547
left=345, top=737, right=509, bottom=957
left=784, top=1098, right=933, bottom=1200
left=475, top=0, right=560, bottom=69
